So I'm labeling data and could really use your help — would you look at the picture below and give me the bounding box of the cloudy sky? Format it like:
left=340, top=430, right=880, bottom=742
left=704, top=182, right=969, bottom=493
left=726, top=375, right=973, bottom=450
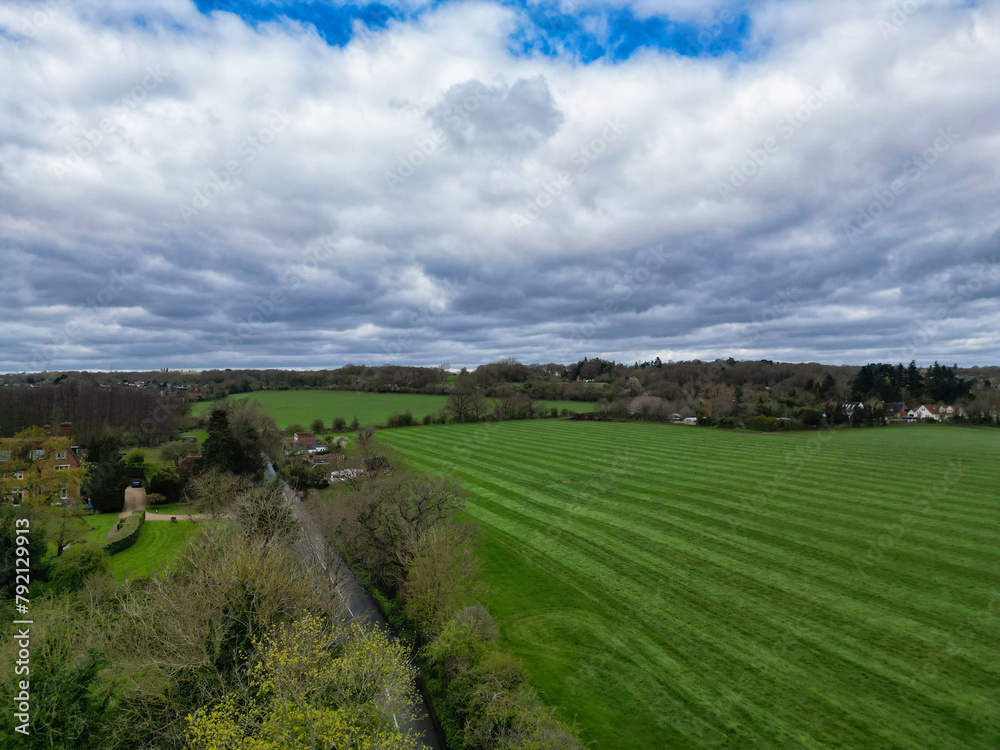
left=1, top=0, right=998, bottom=372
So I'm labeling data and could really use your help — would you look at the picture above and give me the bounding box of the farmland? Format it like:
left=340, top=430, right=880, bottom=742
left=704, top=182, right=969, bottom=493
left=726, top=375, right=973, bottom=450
left=191, top=390, right=593, bottom=428
left=379, top=421, right=1000, bottom=749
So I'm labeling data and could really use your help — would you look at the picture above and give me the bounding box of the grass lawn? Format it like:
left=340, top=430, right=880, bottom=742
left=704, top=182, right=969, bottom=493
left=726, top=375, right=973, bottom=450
left=109, top=519, right=202, bottom=580
left=191, top=391, right=593, bottom=429
left=45, top=512, right=120, bottom=558
left=146, top=502, right=196, bottom=517
left=379, top=421, right=1000, bottom=750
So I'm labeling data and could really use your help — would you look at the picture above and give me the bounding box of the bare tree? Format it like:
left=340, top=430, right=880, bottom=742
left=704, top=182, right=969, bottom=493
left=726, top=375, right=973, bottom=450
left=184, top=468, right=251, bottom=519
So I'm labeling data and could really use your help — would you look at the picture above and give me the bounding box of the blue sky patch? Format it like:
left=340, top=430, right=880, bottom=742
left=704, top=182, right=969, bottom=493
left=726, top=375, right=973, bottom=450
left=193, top=0, right=751, bottom=61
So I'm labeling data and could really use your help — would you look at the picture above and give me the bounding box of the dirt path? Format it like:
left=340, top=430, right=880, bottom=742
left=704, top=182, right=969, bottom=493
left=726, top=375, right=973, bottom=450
left=123, top=486, right=146, bottom=513
left=143, top=511, right=210, bottom=521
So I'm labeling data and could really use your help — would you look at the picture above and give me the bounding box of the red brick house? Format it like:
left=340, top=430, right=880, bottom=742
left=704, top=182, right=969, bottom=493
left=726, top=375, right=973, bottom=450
left=1, top=424, right=82, bottom=503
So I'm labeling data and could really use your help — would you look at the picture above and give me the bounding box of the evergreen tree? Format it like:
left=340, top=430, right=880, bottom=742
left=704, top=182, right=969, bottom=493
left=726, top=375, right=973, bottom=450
left=80, top=435, right=129, bottom=513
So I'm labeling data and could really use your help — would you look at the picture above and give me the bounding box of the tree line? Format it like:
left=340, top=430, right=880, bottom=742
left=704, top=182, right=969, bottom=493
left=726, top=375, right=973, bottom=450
left=0, top=380, right=188, bottom=442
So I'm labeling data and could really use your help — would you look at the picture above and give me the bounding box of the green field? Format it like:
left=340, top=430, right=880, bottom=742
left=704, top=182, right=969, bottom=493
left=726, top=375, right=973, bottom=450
left=109, top=520, right=201, bottom=580
left=379, top=422, right=1000, bottom=749
left=191, top=390, right=593, bottom=429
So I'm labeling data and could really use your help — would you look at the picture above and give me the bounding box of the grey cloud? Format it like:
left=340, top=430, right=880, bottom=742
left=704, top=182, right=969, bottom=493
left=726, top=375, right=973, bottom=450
left=428, top=76, right=564, bottom=156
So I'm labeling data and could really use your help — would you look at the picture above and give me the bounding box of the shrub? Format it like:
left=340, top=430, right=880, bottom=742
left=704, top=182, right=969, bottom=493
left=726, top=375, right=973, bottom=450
left=50, top=542, right=110, bottom=592
left=148, top=466, right=184, bottom=503
left=744, top=416, right=789, bottom=432
left=145, top=492, right=167, bottom=506
left=332, top=417, right=346, bottom=432
left=104, top=511, right=145, bottom=555
left=799, top=409, right=823, bottom=428
left=549, top=407, right=559, bottom=418
left=310, top=418, right=325, bottom=433
left=422, top=413, right=433, bottom=425
left=386, top=410, right=415, bottom=428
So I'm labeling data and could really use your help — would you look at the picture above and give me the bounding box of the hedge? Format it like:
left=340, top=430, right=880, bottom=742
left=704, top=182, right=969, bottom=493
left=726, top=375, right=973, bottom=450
left=103, top=511, right=145, bottom=555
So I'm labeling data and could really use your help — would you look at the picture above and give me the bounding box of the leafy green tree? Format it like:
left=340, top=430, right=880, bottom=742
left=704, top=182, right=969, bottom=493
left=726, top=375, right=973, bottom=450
left=49, top=542, right=110, bottom=593
left=148, top=466, right=184, bottom=503
left=160, top=440, right=194, bottom=467
left=310, top=418, right=325, bottom=433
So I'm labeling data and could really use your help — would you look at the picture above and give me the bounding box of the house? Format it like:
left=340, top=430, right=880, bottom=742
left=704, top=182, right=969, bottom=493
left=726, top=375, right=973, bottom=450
left=282, top=435, right=321, bottom=455
left=1, top=424, right=81, bottom=503
left=884, top=402, right=909, bottom=419
left=909, top=404, right=956, bottom=422
left=177, top=455, right=203, bottom=475
left=842, top=402, right=865, bottom=417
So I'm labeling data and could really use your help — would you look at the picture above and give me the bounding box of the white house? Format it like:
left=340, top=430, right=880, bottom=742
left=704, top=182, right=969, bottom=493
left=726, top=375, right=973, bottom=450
left=909, top=404, right=956, bottom=422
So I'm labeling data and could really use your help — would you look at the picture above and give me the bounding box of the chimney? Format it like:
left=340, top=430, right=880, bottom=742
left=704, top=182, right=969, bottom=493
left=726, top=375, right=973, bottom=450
left=59, top=422, right=72, bottom=438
